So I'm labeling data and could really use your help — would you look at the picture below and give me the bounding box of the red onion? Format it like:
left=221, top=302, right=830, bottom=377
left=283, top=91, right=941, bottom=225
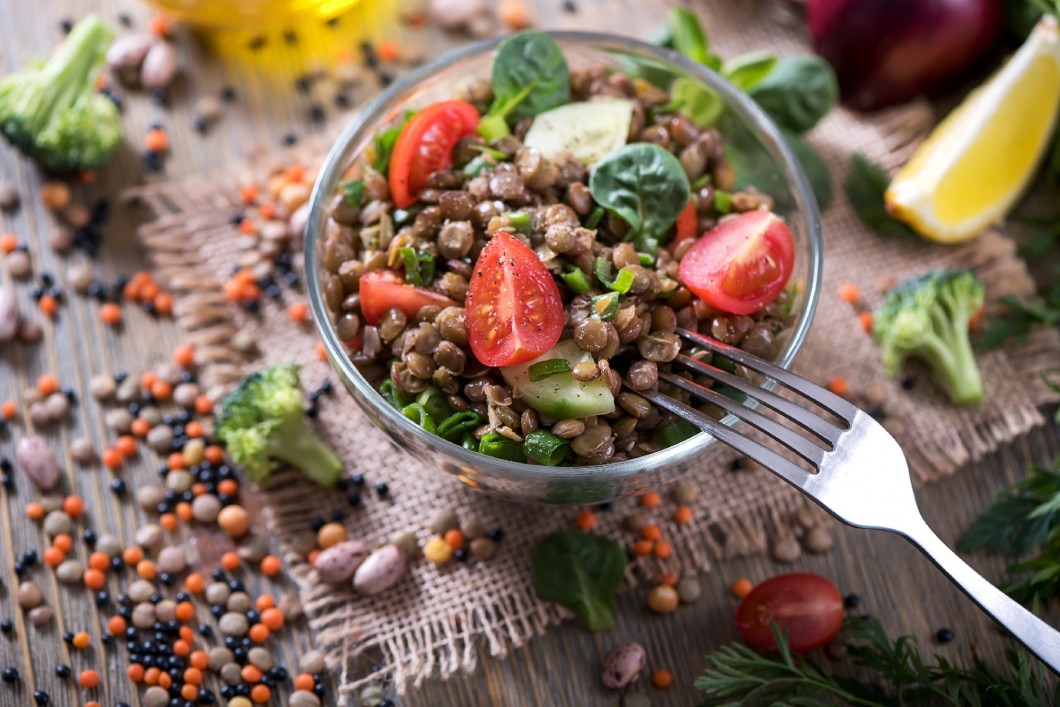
left=806, top=0, right=1003, bottom=111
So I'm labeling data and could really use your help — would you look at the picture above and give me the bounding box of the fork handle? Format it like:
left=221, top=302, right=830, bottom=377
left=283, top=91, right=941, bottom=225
left=903, top=517, right=1060, bottom=674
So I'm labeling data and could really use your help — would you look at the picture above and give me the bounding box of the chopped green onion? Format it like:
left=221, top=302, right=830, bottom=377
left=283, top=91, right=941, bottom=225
left=528, top=358, right=571, bottom=382
left=714, top=190, right=732, bottom=214
left=469, top=144, right=510, bottom=160
left=504, top=211, right=532, bottom=235
left=340, top=178, right=366, bottom=207
left=691, top=173, right=711, bottom=189
left=637, top=252, right=654, bottom=266
left=713, top=355, right=735, bottom=374
left=415, top=387, right=452, bottom=425
left=559, top=265, right=591, bottom=293
left=523, top=429, right=571, bottom=466
left=784, top=280, right=801, bottom=317
left=585, top=206, right=605, bottom=229
left=400, top=403, right=438, bottom=434
left=591, top=292, right=619, bottom=321
left=438, top=411, right=483, bottom=443
left=478, top=114, right=511, bottom=142
left=594, top=257, right=616, bottom=288
left=462, top=155, right=490, bottom=177
left=609, top=268, right=635, bottom=294
left=461, top=432, right=479, bottom=451
left=398, top=247, right=436, bottom=286
left=478, top=432, right=525, bottom=462
left=379, top=379, right=410, bottom=410
left=654, top=418, right=699, bottom=448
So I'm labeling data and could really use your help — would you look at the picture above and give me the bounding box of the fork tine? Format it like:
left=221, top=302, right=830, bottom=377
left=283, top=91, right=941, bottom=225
left=674, top=354, right=843, bottom=446
left=658, top=372, right=825, bottom=468
left=640, top=388, right=809, bottom=490
left=676, top=328, right=860, bottom=422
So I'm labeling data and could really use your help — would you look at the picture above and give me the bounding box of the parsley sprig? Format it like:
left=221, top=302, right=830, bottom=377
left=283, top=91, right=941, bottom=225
left=696, top=616, right=1057, bottom=706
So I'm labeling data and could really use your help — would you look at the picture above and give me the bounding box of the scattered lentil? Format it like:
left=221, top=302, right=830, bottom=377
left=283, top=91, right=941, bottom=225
left=191, top=493, right=222, bottom=523
left=290, top=691, right=322, bottom=707
left=157, top=546, right=187, bottom=574
left=430, top=509, right=460, bottom=535
left=676, top=577, right=701, bottom=604
left=669, top=482, right=698, bottom=504
left=43, top=510, right=73, bottom=536
left=803, top=526, right=834, bottom=554
left=772, top=536, right=801, bottom=563
left=218, top=505, right=250, bottom=538
left=135, top=524, right=163, bottom=549
left=469, top=537, right=497, bottom=560
left=55, top=559, right=83, bottom=583
left=27, top=605, right=53, bottom=626
left=647, top=584, right=679, bottom=613
left=17, top=581, right=42, bottom=609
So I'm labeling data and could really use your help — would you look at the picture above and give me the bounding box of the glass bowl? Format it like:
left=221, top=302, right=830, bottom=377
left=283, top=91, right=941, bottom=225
left=305, top=31, right=823, bottom=505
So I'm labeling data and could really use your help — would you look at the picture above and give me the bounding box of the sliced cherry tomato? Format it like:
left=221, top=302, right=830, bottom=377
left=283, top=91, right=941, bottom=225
left=388, top=99, right=481, bottom=209
left=678, top=210, right=795, bottom=315
left=466, top=232, right=564, bottom=368
left=358, top=269, right=457, bottom=327
left=735, top=573, right=843, bottom=653
left=668, top=198, right=699, bottom=253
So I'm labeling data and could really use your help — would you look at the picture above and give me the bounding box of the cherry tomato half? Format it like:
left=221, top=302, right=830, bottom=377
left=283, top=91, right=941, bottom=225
left=466, top=232, right=564, bottom=368
left=668, top=198, right=699, bottom=253
left=388, top=99, right=481, bottom=209
left=358, top=269, right=457, bottom=327
left=678, top=210, right=795, bottom=315
left=735, top=573, right=843, bottom=653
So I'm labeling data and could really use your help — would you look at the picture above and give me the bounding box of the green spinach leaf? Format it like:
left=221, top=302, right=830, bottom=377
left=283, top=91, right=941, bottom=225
left=845, top=154, right=917, bottom=237
left=669, top=7, right=714, bottom=67
left=722, top=50, right=777, bottom=91
left=670, top=77, right=724, bottom=126
left=588, top=143, right=691, bottom=256
left=482, top=30, right=570, bottom=138
left=749, top=55, right=837, bottom=133
left=782, top=129, right=832, bottom=211
left=531, top=531, right=627, bottom=631
left=372, top=110, right=415, bottom=173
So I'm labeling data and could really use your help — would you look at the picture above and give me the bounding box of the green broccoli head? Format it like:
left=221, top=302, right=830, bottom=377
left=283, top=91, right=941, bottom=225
left=873, top=269, right=985, bottom=406
left=0, top=13, right=122, bottom=172
left=216, top=364, right=343, bottom=487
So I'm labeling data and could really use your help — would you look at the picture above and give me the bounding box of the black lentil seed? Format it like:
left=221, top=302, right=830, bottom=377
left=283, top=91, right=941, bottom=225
left=488, top=528, right=505, bottom=542
left=346, top=492, right=361, bottom=507
left=0, top=621, right=12, bottom=633
left=221, top=86, right=236, bottom=102
left=101, top=632, right=114, bottom=645
left=454, top=549, right=468, bottom=562
left=150, top=88, right=168, bottom=105
left=843, top=594, right=861, bottom=609
left=199, top=623, right=213, bottom=637
left=283, top=29, right=298, bottom=44
left=193, top=115, right=208, bottom=133
left=1, top=667, right=17, bottom=682
left=0, top=474, right=11, bottom=490
left=95, top=591, right=109, bottom=606
left=13, top=562, right=25, bottom=576
left=111, top=478, right=127, bottom=496
left=596, top=502, right=613, bottom=511
left=313, top=683, right=326, bottom=696
left=562, top=0, right=577, bottom=11
left=118, top=12, right=132, bottom=25
left=379, top=700, right=395, bottom=707
left=23, top=550, right=37, bottom=566
left=309, top=104, right=325, bottom=122
left=304, top=405, right=318, bottom=418
left=59, top=17, right=72, bottom=32
left=62, top=631, right=75, bottom=644
left=901, top=377, right=916, bottom=390
left=269, top=666, right=287, bottom=680
left=0, top=457, right=10, bottom=472
left=33, top=691, right=49, bottom=704
left=351, top=473, right=365, bottom=486
left=295, top=76, right=312, bottom=93
left=282, top=132, right=298, bottom=146
left=334, top=93, right=350, bottom=108
left=936, top=628, right=954, bottom=643
left=730, top=457, right=746, bottom=471
left=248, top=35, right=267, bottom=50
left=375, top=482, right=389, bottom=497
left=228, top=579, right=245, bottom=592
left=83, top=529, right=97, bottom=547
left=54, top=664, right=70, bottom=679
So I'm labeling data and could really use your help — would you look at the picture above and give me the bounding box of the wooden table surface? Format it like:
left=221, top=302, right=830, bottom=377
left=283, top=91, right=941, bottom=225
left=1, top=1, right=1058, bottom=705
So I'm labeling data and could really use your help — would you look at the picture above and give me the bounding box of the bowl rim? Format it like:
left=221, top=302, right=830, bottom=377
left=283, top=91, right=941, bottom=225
left=305, top=29, right=823, bottom=488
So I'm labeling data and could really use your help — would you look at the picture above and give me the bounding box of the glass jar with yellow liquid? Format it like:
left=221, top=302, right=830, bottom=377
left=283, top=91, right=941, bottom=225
left=141, top=0, right=363, bottom=27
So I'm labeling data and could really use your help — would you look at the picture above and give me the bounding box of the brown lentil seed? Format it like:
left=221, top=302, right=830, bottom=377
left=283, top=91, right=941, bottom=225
left=772, top=536, right=801, bottom=563
left=220, top=662, right=243, bottom=685
left=247, top=647, right=274, bottom=671
left=205, top=582, right=230, bottom=606
left=647, top=584, right=679, bottom=613
left=70, top=437, right=95, bottom=464
left=128, top=580, right=155, bottom=604
left=676, top=576, right=702, bottom=604
left=43, top=511, right=72, bottom=537
left=670, top=482, right=698, bottom=504
left=290, top=691, right=322, bottom=707
left=157, top=546, right=187, bottom=574
left=803, top=526, right=834, bottom=554
left=219, top=612, right=250, bottom=636
left=617, top=392, right=651, bottom=419
left=226, top=592, right=253, bottom=614
left=132, top=602, right=156, bottom=629
left=299, top=650, right=327, bottom=675
left=28, top=605, right=53, bottom=626
left=154, top=600, right=177, bottom=623
left=143, top=686, right=170, bottom=707
left=552, top=419, right=585, bottom=439
left=571, top=361, right=600, bottom=381
left=469, top=537, right=497, bottom=559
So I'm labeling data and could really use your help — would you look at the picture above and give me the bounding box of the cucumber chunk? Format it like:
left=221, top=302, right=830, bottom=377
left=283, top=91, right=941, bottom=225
left=523, top=99, right=634, bottom=165
left=500, top=339, right=615, bottom=419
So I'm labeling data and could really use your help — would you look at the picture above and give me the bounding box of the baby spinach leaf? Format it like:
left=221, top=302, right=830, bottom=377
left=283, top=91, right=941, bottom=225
left=371, top=110, right=415, bottom=173
left=531, top=531, right=627, bottom=631
left=782, top=129, right=833, bottom=211
left=483, top=30, right=570, bottom=137
left=722, top=51, right=777, bottom=91
left=671, top=77, right=724, bottom=126
left=669, top=7, right=713, bottom=67
left=845, top=154, right=916, bottom=237
left=749, top=55, right=838, bottom=133
left=588, top=143, right=691, bottom=257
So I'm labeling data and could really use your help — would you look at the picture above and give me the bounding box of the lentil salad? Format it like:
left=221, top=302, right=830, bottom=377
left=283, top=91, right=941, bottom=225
left=319, top=30, right=800, bottom=467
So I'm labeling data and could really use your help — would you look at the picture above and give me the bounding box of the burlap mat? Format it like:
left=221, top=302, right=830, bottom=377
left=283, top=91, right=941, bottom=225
left=126, top=2, right=1060, bottom=699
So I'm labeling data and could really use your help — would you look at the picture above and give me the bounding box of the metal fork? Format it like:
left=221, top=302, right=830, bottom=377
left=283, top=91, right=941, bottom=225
left=639, top=327, right=1060, bottom=673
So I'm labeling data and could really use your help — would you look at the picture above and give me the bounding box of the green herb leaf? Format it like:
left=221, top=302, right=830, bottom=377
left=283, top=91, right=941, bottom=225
left=978, top=288, right=1060, bottom=349
left=667, top=7, right=721, bottom=70
left=845, top=154, right=917, bottom=237
left=371, top=110, right=415, bottom=173
left=589, top=143, right=691, bottom=256
left=531, top=531, right=627, bottom=631
left=485, top=30, right=570, bottom=127
left=722, top=50, right=777, bottom=91
left=748, top=55, right=838, bottom=133
left=340, top=178, right=366, bottom=207
left=522, top=429, right=571, bottom=466
left=670, top=77, right=724, bottom=127
left=696, top=614, right=1055, bottom=706
left=462, top=155, right=490, bottom=177
left=468, top=143, right=511, bottom=160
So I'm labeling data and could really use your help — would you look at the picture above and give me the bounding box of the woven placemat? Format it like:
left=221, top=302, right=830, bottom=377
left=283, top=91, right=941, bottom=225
left=126, top=2, right=1060, bottom=700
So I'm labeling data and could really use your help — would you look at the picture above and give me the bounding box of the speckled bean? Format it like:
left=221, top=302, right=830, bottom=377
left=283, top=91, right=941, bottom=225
left=314, top=540, right=369, bottom=584
left=17, top=435, right=59, bottom=490
left=0, top=283, right=18, bottom=343
left=602, top=642, right=646, bottom=689
left=352, top=545, right=408, bottom=596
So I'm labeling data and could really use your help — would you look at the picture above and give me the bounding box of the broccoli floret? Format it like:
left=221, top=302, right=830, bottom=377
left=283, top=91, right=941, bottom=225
left=215, top=364, right=343, bottom=487
left=873, top=269, right=985, bottom=406
left=0, top=14, right=122, bottom=173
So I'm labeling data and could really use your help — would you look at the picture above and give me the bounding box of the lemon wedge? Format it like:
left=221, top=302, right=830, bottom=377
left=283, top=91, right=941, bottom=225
left=885, top=16, right=1060, bottom=243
